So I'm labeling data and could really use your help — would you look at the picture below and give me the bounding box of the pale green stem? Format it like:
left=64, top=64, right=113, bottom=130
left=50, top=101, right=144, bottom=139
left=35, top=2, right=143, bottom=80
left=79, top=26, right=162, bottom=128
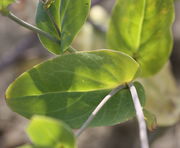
left=7, top=11, right=77, bottom=53
left=75, top=84, right=126, bottom=137
left=7, top=11, right=60, bottom=44
left=128, top=83, right=149, bottom=148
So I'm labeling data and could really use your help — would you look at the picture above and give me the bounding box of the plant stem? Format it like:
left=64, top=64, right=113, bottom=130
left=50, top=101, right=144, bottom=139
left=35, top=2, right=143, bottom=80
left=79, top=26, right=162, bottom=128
left=75, top=84, right=126, bottom=137
left=128, top=83, right=149, bottom=148
left=7, top=11, right=60, bottom=44
left=68, top=46, right=77, bottom=53
left=7, top=12, right=77, bottom=54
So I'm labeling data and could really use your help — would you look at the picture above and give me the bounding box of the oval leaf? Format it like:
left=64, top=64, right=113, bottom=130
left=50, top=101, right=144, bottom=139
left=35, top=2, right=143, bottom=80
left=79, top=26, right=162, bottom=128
left=36, top=0, right=91, bottom=54
left=27, top=116, right=76, bottom=148
left=107, top=0, right=174, bottom=77
left=6, top=49, right=144, bottom=128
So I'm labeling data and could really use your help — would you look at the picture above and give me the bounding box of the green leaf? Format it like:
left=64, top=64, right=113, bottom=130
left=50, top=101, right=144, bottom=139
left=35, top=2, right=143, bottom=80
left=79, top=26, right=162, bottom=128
left=143, top=109, right=157, bottom=131
left=6, top=49, right=145, bottom=128
left=27, top=116, right=76, bottom=148
left=36, top=0, right=91, bottom=54
left=107, top=0, right=174, bottom=77
left=0, top=0, right=14, bottom=15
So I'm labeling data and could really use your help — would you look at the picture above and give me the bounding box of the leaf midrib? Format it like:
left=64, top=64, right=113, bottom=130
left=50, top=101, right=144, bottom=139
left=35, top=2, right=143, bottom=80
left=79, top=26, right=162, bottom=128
left=60, top=0, right=71, bottom=31
left=6, top=83, right=128, bottom=99
left=135, top=0, right=146, bottom=51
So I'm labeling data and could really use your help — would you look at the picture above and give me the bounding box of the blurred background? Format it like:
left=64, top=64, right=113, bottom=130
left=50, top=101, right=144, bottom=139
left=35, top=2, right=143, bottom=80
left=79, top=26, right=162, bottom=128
left=0, top=0, right=180, bottom=147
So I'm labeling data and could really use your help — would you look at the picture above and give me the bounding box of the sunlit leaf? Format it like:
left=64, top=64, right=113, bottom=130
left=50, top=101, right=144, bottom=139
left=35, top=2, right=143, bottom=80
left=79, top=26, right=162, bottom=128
left=107, top=0, right=174, bottom=77
left=6, top=49, right=145, bottom=128
left=27, top=116, right=76, bottom=148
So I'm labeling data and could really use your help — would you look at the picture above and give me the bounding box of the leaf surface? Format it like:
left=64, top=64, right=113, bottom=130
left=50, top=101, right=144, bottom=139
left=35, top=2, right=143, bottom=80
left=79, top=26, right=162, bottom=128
left=27, top=116, right=76, bottom=148
left=6, top=50, right=145, bottom=128
left=143, top=109, right=157, bottom=130
left=107, top=0, right=174, bottom=76
left=36, top=0, right=91, bottom=54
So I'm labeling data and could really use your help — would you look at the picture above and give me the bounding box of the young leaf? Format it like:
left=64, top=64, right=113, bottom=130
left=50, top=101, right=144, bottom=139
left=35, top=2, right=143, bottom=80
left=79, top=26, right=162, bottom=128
left=143, top=109, right=157, bottom=131
left=6, top=50, right=145, bottom=128
left=107, top=0, right=174, bottom=77
left=0, top=0, right=14, bottom=15
left=36, top=0, right=91, bottom=54
left=27, top=116, right=76, bottom=148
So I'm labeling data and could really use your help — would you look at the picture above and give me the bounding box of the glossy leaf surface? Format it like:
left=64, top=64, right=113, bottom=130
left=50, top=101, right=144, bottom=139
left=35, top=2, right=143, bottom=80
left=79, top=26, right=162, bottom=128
left=107, top=0, right=174, bottom=76
left=6, top=50, right=145, bottom=128
left=36, top=0, right=91, bottom=54
left=27, top=116, right=76, bottom=148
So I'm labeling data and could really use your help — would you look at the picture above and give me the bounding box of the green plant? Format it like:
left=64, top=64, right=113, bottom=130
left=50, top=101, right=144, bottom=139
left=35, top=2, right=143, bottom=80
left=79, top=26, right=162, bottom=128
left=0, top=0, right=175, bottom=148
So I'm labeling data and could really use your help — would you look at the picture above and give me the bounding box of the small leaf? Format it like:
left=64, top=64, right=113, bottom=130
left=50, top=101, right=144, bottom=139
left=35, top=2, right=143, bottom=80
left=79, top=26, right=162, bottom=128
left=36, top=0, right=91, bottom=54
left=143, top=109, right=157, bottom=131
left=27, top=116, right=76, bottom=148
left=0, top=0, right=14, bottom=15
left=6, top=49, right=145, bottom=128
left=107, top=0, right=174, bottom=77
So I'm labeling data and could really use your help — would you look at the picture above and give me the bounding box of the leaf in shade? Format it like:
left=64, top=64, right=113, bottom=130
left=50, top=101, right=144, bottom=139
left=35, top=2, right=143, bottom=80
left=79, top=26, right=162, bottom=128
left=36, top=0, right=91, bottom=54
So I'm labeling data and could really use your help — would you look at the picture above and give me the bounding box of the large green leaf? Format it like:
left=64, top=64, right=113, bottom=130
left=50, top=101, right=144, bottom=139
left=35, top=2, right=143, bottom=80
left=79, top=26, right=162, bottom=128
left=27, top=116, right=76, bottom=148
left=6, top=49, right=145, bottom=128
left=36, top=0, right=91, bottom=54
left=107, top=0, right=174, bottom=77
